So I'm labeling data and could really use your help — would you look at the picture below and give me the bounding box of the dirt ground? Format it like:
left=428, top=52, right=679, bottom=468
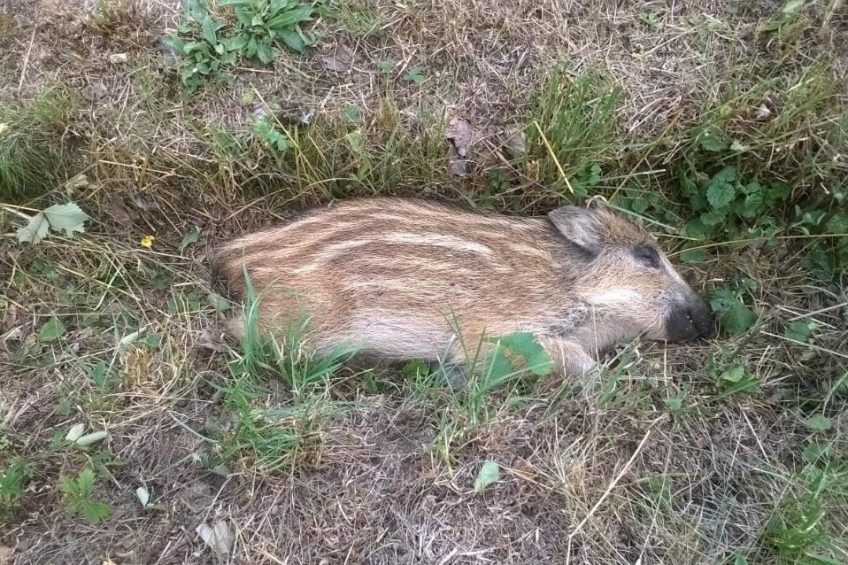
left=1, top=0, right=846, bottom=564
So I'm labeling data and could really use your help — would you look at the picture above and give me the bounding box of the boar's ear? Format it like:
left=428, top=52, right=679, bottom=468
left=548, top=206, right=606, bottom=257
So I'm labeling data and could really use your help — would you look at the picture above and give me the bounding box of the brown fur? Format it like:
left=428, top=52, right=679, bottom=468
left=213, top=198, right=712, bottom=375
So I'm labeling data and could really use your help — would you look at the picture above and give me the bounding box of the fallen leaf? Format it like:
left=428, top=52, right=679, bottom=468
left=180, top=226, right=202, bottom=250
left=322, top=43, right=354, bottom=72
left=448, top=158, right=469, bottom=177
left=446, top=116, right=473, bottom=158
left=66, top=423, right=86, bottom=442
left=108, top=53, right=128, bottom=64
left=197, top=329, right=229, bottom=353
left=63, top=173, right=89, bottom=192
left=755, top=104, right=773, bottom=121
left=16, top=213, right=49, bottom=244
left=42, top=202, right=89, bottom=236
left=196, top=520, right=234, bottom=557
left=107, top=193, right=136, bottom=223
left=473, top=460, right=500, bottom=494
left=136, top=486, right=150, bottom=507
left=503, top=127, right=526, bottom=158
left=38, top=317, right=66, bottom=342
left=75, top=430, right=108, bottom=447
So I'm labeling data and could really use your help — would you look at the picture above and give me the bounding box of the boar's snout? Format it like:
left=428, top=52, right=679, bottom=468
left=664, top=293, right=715, bottom=342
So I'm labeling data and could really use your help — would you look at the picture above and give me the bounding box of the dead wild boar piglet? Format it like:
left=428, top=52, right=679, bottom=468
left=213, top=198, right=713, bottom=376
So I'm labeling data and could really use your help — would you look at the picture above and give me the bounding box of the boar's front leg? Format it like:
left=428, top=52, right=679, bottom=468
left=432, top=335, right=595, bottom=389
left=537, top=337, right=596, bottom=376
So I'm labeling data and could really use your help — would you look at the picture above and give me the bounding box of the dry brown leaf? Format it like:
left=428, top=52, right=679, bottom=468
left=322, top=44, right=354, bottom=73
left=448, top=158, right=470, bottom=177
left=446, top=116, right=473, bottom=158
left=107, top=193, right=136, bottom=223
left=503, top=127, right=526, bottom=158
left=196, top=520, right=234, bottom=557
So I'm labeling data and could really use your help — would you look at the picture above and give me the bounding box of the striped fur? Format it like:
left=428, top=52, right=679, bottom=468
left=213, top=198, right=712, bottom=376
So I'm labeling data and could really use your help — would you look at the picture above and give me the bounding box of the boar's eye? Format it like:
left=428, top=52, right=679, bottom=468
left=633, top=245, right=661, bottom=269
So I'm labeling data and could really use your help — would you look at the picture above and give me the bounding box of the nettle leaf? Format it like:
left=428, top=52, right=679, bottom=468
left=705, top=166, right=737, bottom=210
left=710, top=289, right=757, bottom=336
left=680, top=248, right=706, bottom=264
left=805, top=415, right=831, bottom=432
left=683, top=217, right=711, bottom=240
left=43, top=202, right=89, bottom=236
left=784, top=320, right=814, bottom=342
left=699, top=208, right=727, bottom=227
left=39, top=317, right=66, bottom=342
left=16, top=212, right=49, bottom=244
left=180, top=226, right=202, bottom=250
left=473, top=460, right=500, bottom=494
left=721, top=302, right=757, bottom=335
left=82, top=499, right=112, bottom=524
left=698, top=130, right=729, bottom=152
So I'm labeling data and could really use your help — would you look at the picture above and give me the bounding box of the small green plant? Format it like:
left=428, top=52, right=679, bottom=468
left=253, top=118, right=292, bottom=153
left=165, top=0, right=234, bottom=92
left=710, top=279, right=758, bottom=336
left=165, top=0, right=316, bottom=92
left=679, top=165, right=790, bottom=241
left=223, top=0, right=317, bottom=61
left=0, top=457, right=32, bottom=516
left=212, top=270, right=355, bottom=471
left=432, top=330, right=553, bottom=463
left=764, top=463, right=848, bottom=563
left=525, top=72, right=620, bottom=198
left=0, top=87, right=78, bottom=201
left=59, top=466, right=112, bottom=524
left=10, top=201, right=90, bottom=245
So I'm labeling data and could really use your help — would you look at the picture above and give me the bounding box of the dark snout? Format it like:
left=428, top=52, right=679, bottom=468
left=664, top=294, right=715, bottom=342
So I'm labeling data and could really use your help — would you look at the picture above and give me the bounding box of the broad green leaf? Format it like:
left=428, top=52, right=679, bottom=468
left=720, top=365, right=746, bottom=384
left=682, top=217, right=710, bottom=240
left=782, top=0, right=805, bottom=15
left=404, top=67, right=425, bottom=85
left=784, top=320, right=813, bottom=342
left=721, top=301, right=757, bottom=335
left=180, top=225, right=202, bottom=250
left=201, top=16, right=222, bottom=45
left=740, top=191, right=763, bottom=218
left=75, top=431, right=108, bottom=447
left=66, top=423, right=85, bottom=442
left=278, top=28, right=305, bottom=53
left=705, top=166, right=736, bottom=210
left=698, top=131, right=728, bottom=152
left=82, top=499, right=112, bottom=524
left=377, top=59, right=396, bottom=73
left=77, top=467, right=95, bottom=496
left=267, top=6, right=314, bottom=29
left=699, top=208, right=727, bottom=227
left=207, top=291, right=232, bottom=312
left=680, top=248, right=705, bottom=263
left=43, top=202, right=89, bottom=236
left=492, top=332, right=553, bottom=376
left=86, top=361, right=110, bottom=388
left=16, top=212, right=49, bottom=244
left=805, top=415, right=831, bottom=432
left=255, top=41, right=276, bottom=64
left=39, top=317, right=66, bottom=342
left=664, top=394, right=684, bottom=412
left=733, top=555, right=749, bottom=565
left=473, top=460, right=500, bottom=494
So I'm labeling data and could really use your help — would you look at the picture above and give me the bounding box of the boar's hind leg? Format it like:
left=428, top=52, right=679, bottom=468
left=537, top=337, right=596, bottom=376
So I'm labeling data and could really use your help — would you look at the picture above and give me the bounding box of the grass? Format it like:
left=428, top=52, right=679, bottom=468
left=0, top=0, right=846, bottom=563
left=0, top=86, right=80, bottom=202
